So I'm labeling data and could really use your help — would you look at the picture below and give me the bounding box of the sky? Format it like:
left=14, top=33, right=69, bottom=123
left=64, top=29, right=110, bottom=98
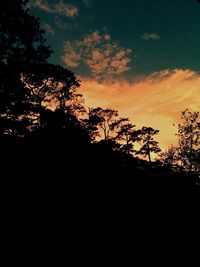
left=29, top=0, right=200, bottom=150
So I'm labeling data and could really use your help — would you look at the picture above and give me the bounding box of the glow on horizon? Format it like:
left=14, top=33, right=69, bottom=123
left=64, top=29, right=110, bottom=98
left=79, top=69, right=200, bottom=151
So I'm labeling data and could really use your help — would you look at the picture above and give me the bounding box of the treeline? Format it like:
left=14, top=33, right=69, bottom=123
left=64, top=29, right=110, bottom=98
left=1, top=1, right=200, bottom=253
left=0, top=1, right=199, bottom=194
left=0, top=1, right=162, bottom=168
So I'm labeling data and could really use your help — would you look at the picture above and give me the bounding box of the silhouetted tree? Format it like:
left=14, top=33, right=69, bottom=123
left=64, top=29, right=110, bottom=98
left=89, top=107, right=119, bottom=140
left=115, top=119, right=137, bottom=154
left=160, top=109, right=200, bottom=173
left=175, top=109, right=200, bottom=172
left=48, top=65, right=85, bottom=117
left=81, top=107, right=101, bottom=142
left=0, top=0, right=51, bottom=136
left=136, top=127, right=161, bottom=162
left=23, top=63, right=83, bottom=130
left=0, top=1, right=84, bottom=138
left=159, top=145, right=180, bottom=171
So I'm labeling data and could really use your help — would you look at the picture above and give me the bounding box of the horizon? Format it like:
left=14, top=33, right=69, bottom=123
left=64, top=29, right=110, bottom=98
left=29, top=0, right=200, bottom=150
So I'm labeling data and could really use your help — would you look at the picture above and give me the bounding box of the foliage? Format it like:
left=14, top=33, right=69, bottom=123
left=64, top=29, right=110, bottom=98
left=88, top=107, right=120, bottom=140
left=160, top=109, right=200, bottom=173
left=135, top=127, right=161, bottom=162
left=0, top=0, right=51, bottom=135
left=0, top=1, right=83, bottom=136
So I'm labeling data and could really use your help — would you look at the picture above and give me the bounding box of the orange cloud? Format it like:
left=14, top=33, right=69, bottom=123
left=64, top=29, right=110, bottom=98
left=79, top=69, right=200, bottom=151
left=62, top=31, right=131, bottom=79
left=30, top=0, right=78, bottom=18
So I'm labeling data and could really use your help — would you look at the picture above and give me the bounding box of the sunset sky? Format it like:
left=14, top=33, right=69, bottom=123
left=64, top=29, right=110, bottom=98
left=29, top=0, right=200, bottom=150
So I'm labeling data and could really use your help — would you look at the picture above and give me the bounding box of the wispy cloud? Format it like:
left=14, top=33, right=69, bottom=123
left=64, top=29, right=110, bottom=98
left=143, top=33, right=160, bottom=41
left=62, top=31, right=131, bottom=80
left=30, top=0, right=52, bottom=12
left=79, top=69, right=200, bottom=150
left=42, top=23, right=55, bottom=34
left=54, top=1, right=78, bottom=17
left=30, top=0, right=78, bottom=18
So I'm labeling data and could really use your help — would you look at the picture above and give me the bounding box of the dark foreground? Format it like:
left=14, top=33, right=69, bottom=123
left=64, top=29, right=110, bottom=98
left=1, top=143, right=200, bottom=259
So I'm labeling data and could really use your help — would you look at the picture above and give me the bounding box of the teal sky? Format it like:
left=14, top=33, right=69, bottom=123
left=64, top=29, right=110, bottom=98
left=29, top=0, right=200, bottom=79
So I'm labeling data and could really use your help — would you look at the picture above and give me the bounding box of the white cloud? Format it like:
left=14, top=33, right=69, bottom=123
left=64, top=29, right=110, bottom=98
left=61, top=31, right=132, bottom=80
left=143, top=33, right=160, bottom=41
left=30, top=0, right=78, bottom=18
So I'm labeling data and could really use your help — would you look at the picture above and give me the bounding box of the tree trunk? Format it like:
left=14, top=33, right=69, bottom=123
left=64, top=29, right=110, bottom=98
left=148, top=151, right=151, bottom=162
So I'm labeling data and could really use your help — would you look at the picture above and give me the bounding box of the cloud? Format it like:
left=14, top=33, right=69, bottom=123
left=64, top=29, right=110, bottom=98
left=62, top=41, right=81, bottom=67
left=30, top=0, right=52, bottom=13
left=143, top=33, right=160, bottom=41
left=42, top=23, right=55, bottom=34
left=54, top=2, right=78, bottom=17
left=61, top=31, right=132, bottom=80
left=79, top=69, right=200, bottom=150
left=30, top=0, right=78, bottom=18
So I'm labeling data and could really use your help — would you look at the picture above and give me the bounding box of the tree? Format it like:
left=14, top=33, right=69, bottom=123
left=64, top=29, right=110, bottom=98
left=80, top=107, right=101, bottom=142
left=159, top=145, right=180, bottom=171
left=115, top=120, right=137, bottom=154
left=136, top=127, right=161, bottom=162
left=175, top=109, right=200, bottom=172
left=159, top=109, right=200, bottom=173
left=0, top=0, right=51, bottom=136
left=89, top=107, right=120, bottom=140
left=23, top=63, right=82, bottom=130
left=0, top=1, right=83, bottom=136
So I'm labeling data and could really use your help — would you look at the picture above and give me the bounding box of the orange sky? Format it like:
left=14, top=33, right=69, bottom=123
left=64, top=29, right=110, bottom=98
left=79, top=69, right=200, bottom=151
